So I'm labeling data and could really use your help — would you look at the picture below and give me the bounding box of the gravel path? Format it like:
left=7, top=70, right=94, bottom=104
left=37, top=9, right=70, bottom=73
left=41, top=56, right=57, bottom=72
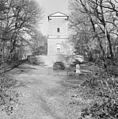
left=7, top=65, right=69, bottom=119
left=0, top=64, right=94, bottom=119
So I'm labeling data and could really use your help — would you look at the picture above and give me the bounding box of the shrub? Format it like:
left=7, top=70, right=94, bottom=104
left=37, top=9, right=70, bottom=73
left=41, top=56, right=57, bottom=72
left=79, top=68, right=118, bottom=119
left=0, top=76, right=19, bottom=115
left=81, top=99, right=118, bottom=119
left=27, top=55, right=39, bottom=65
left=53, top=62, right=65, bottom=70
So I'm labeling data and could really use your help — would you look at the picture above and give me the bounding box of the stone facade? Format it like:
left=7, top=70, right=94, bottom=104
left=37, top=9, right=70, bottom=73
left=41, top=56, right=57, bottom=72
left=47, top=12, right=72, bottom=66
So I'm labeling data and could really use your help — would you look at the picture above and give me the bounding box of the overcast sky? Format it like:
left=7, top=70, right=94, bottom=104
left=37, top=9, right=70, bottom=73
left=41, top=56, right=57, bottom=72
left=36, top=0, right=69, bottom=35
left=37, top=0, right=68, bottom=14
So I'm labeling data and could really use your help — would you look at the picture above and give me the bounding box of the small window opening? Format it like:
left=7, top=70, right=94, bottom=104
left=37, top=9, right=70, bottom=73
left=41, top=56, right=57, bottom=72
left=57, top=47, right=60, bottom=53
left=57, top=28, right=60, bottom=32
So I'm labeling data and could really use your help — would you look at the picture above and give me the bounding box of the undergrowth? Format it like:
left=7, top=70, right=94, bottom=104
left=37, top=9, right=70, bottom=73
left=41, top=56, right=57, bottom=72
left=0, top=75, right=19, bottom=115
left=79, top=66, right=118, bottom=119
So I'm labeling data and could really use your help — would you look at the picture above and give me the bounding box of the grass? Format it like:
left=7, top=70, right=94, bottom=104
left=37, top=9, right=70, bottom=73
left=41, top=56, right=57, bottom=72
left=0, top=75, right=19, bottom=116
left=61, top=63, right=101, bottom=119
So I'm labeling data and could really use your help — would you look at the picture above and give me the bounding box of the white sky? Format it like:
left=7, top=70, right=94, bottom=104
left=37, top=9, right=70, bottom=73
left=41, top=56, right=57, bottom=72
left=35, top=0, right=69, bottom=35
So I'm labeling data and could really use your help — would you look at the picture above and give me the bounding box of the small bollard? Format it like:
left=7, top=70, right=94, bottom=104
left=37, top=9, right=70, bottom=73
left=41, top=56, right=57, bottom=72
left=76, top=64, right=81, bottom=74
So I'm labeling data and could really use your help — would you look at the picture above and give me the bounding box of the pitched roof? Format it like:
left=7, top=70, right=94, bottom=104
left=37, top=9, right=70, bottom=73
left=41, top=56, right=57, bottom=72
left=49, top=12, right=68, bottom=17
left=48, top=12, right=69, bottom=20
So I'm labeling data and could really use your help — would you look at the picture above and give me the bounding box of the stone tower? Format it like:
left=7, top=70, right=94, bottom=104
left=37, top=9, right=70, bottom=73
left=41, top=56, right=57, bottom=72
left=47, top=12, right=70, bottom=66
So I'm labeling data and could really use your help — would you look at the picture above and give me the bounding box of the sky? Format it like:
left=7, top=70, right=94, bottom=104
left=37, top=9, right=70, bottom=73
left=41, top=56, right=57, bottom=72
left=35, top=0, right=69, bottom=35
left=37, top=0, right=68, bottom=15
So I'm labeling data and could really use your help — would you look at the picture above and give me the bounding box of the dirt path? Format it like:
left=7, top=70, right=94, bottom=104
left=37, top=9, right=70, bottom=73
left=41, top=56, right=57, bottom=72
left=9, top=64, right=69, bottom=119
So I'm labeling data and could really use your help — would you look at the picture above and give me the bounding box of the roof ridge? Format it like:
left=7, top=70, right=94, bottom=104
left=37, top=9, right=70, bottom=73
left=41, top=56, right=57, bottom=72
left=48, top=12, right=68, bottom=17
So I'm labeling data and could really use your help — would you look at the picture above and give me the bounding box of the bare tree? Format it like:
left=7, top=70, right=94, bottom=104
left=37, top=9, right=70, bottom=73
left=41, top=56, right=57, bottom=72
left=70, top=0, right=118, bottom=59
left=0, top=0, right=43, bottom=63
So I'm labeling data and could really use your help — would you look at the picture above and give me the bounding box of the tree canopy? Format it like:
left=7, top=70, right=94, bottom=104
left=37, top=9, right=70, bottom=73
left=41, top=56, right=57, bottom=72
left=69, top=0, right=118, bottom=60
left=0, top=0, right=43, bottom=63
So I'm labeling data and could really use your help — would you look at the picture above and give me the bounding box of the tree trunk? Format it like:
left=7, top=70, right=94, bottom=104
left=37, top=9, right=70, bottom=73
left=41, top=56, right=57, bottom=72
left=97, top=36, right=105, bottom=57
left=106, top=31, right=114, bottom=59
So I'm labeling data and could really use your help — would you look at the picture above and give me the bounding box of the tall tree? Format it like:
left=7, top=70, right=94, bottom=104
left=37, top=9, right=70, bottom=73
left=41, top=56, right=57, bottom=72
left=0, top=0, right=43, bottom=62
left=70, top=0, right=118, bottom=59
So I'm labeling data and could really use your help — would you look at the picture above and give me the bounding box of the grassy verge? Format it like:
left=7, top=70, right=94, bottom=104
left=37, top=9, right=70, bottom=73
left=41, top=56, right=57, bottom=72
left=63, top=62, right=118, bottom=119
left=0, top=75, right=20, bottom=117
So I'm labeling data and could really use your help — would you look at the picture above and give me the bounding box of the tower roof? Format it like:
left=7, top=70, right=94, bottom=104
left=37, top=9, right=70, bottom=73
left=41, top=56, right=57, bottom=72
left=49, top=12, right=68, bottom=17
left=48, top=12, right=69, bottom=20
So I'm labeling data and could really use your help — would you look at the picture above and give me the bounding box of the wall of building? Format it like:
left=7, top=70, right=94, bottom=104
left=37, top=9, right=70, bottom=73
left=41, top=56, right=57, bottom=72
left=46, top=13, right=73, bottom=67
left=48, top=17, right=68, bottom=36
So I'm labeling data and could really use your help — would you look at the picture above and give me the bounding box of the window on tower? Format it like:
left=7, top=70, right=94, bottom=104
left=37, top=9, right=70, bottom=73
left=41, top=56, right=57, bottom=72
left=56, top=43, right=61, bottom=54
left=57, top=28, right=60, bottom=32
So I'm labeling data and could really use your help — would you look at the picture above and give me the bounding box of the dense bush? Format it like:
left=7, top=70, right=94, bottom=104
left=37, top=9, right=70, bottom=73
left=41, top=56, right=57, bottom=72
left=53, top=62, right=65, bottom=70
left=27, top=55, right=39, bottom=65
left=81, top=99, right=118, bottom=119
left=0, top=76, right=19, bottom=115
left=79, top=68, right=118, bottom=119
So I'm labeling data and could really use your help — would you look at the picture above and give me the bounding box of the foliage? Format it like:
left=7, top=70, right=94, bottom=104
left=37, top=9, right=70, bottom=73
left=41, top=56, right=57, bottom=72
left=79, top=66, right=118, bottom=119
left=0, top=0, right=43, bottom=64
left=0, top=76, right=19, bottom=115
left=53, top=62, right=65, bottom=70
left=69, top=0, right=118, bottom=60
left=32, top=46, right=47, bottom=55
left=31, top=31, right=47, bottom=55
left=27, top=55, right=39, bottom=65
